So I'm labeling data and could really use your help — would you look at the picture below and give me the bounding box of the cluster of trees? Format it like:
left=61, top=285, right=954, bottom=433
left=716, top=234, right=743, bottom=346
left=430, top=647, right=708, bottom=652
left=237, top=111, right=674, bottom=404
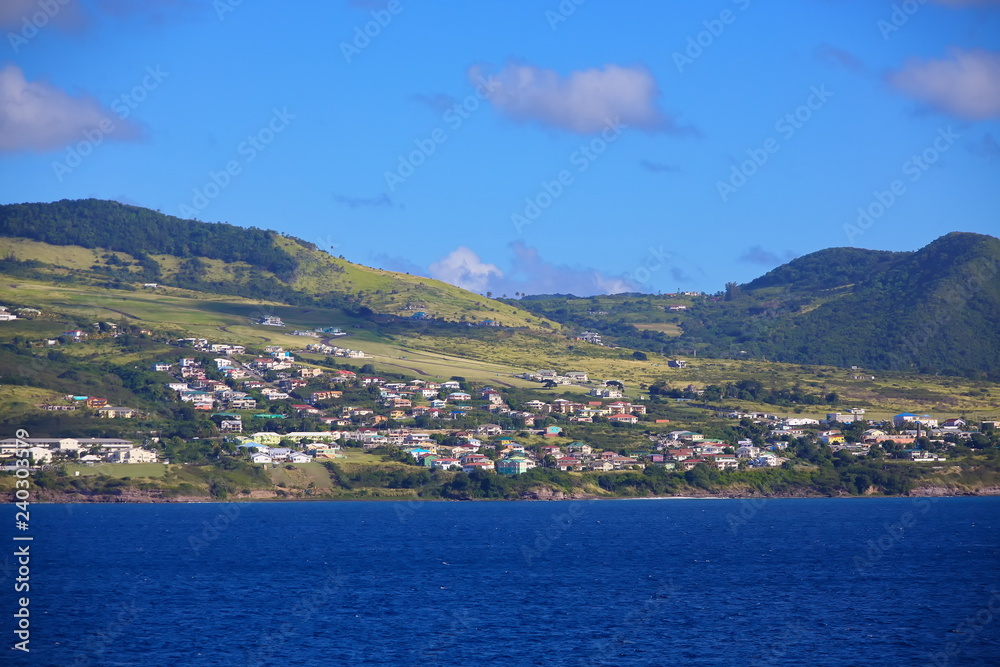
left=0, top=199, right=298, bottom=279
left=648, top=378, right=837, bottom=407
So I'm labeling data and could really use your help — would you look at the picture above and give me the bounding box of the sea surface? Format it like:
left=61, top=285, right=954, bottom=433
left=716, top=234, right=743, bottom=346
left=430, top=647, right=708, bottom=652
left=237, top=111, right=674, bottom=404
left=4, top=497, right=999, bottom=666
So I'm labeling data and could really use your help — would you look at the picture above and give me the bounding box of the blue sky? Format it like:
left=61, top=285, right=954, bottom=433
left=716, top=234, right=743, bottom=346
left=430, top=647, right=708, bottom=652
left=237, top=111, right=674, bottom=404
left=1, top=0, right=999, bottom=296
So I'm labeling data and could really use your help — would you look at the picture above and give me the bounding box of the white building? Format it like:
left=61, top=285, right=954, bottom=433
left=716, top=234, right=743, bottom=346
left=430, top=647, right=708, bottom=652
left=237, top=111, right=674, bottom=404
left=110, top=448, right=158, bottom=464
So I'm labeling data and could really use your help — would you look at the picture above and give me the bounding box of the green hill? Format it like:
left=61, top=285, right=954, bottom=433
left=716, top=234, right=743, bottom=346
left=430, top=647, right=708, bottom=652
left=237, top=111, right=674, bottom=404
left=510, top=233, right=1000, bottom=379
left=745, top=232, right=1000, bottom=376
left=744, top=246, right=905, bottom=294
left=0, top=199, right=551, bottom=329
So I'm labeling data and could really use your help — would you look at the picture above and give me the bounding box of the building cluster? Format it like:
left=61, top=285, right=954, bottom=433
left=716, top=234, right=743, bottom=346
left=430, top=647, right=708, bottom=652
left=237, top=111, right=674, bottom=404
left=14, top=325, right=994, bottom=477
left=0, top=437, right=157, bottom=466
left=0, top=305, right=42, bottom=321
left=650, top=430, right=785, bottom=470
left=305, top=342, right=367, bottom=358
left=576, top=332, right=603, bottom=345
left=39, top=395, right=141, bottom=419
left=518, top=369, right=591, bottom=385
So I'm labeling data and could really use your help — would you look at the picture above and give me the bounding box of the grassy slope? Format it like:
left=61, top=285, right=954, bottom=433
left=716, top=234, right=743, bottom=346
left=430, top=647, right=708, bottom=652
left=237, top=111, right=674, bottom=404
left=0, top=275, right=998, bottom=420
left=0, top=235, right=555, bottom=329
left=274, top=235, right=550, bottom=327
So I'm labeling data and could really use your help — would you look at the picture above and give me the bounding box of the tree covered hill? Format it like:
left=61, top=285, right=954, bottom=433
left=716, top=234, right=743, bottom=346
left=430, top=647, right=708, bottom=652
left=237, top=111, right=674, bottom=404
left=744, top=246, right=906, bottom=294
left=0, top=198, right=298, bottom=277
left=741, top=231, right=1000, bottom=377
left=0, top=199, right=550, bottom=328
left=509, top=233, right=1000, bottom=380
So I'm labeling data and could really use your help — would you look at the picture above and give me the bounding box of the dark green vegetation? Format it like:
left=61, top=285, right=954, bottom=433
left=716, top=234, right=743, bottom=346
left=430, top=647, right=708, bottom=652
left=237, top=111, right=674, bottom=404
left=509, top=233, right=1000, bottom=379
left=1, top=200, right=998, bottom=502
left=0, top=199, right=547, bottom=327
left=15, top=441, right=997, bottom=501
left=0, top=198, right=297, bottom=277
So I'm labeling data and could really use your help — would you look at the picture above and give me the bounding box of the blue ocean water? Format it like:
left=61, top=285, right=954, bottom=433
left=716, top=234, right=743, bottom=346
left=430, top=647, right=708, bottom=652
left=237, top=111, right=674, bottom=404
left=3, top=497, right=999, bottom=666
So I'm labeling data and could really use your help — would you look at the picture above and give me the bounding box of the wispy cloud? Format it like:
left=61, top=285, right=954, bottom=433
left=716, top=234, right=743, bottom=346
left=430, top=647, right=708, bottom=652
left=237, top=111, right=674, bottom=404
left=411, top=93, right=456, bottom=114
left=0, top=0, right=198, bottom=31
left=0, top=64, right=142, bottom=153
left=333, top=193, right=397, bottom=209
left=468, top=60, right=692, bottom=135
left=427, top=242, right=639, bottom=296
left=967, top=132, right=1000, bottom=160
left=639, top=159, right=681, bottom=174
left=815, top=43, right=865, bottom=72
left=887, top=48, right=1000, bottom=119
left=739, top=245, right=797, bottom=266
left=671, top=267, right=692, bottom=283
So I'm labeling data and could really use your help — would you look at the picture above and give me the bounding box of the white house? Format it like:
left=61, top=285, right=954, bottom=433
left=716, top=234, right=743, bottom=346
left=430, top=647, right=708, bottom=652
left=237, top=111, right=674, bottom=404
left=110, top=448, right=158, bottom=464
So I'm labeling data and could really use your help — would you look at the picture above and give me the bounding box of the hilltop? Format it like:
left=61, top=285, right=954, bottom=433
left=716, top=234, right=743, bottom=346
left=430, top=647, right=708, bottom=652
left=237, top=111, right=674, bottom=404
left=510, top=233, right=1000, bottom=380
left=0, top=199, right=551, bottom=329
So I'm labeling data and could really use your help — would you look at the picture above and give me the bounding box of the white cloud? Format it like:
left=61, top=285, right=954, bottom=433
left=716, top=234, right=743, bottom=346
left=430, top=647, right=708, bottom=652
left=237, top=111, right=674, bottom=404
left=0, top=65, right=141, bottom=152
left=427, top=243, right=640, bottom=297
left=428, top=247, right=504, bottom=293
left=505, top=241, right=637, bottom=295
left=469, top=61, right=687, bottom=135
left=887, top=48, right=1000, bottom=119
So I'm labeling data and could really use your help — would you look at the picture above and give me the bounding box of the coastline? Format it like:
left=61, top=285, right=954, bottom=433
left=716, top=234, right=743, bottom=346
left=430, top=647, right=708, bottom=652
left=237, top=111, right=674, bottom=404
left=14, top=484, right=1000, bottom=504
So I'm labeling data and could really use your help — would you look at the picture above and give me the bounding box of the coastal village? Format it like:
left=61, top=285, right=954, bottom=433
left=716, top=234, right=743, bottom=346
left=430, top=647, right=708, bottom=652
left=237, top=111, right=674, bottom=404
left=2, top=322, right=993, bottom=479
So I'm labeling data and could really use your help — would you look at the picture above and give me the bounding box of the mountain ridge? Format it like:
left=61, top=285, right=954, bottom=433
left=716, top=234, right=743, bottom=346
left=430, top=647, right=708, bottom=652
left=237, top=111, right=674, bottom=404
left=1, top=200, right=997, bottom=378
left=0, top=199, right=552, bottom=329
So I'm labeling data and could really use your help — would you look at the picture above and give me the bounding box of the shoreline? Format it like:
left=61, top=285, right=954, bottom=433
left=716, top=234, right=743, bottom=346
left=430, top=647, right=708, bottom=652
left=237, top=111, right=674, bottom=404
left=14, top=485, right=1000, bottom=504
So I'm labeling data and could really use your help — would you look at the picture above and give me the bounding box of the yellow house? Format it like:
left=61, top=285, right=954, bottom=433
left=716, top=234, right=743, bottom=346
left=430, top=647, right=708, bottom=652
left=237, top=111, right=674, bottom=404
left=97, top=406, right=136, bottom=419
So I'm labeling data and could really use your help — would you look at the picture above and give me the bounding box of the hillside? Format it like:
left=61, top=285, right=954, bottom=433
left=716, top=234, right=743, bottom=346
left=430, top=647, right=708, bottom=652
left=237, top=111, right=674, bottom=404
left=743, top=246, right=906, bottom=294
left=509, top=233, right=1000, bottom=379
left=748, top=232, right=1000, bottom=375
left=0, top=199, right=551, bottom=329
